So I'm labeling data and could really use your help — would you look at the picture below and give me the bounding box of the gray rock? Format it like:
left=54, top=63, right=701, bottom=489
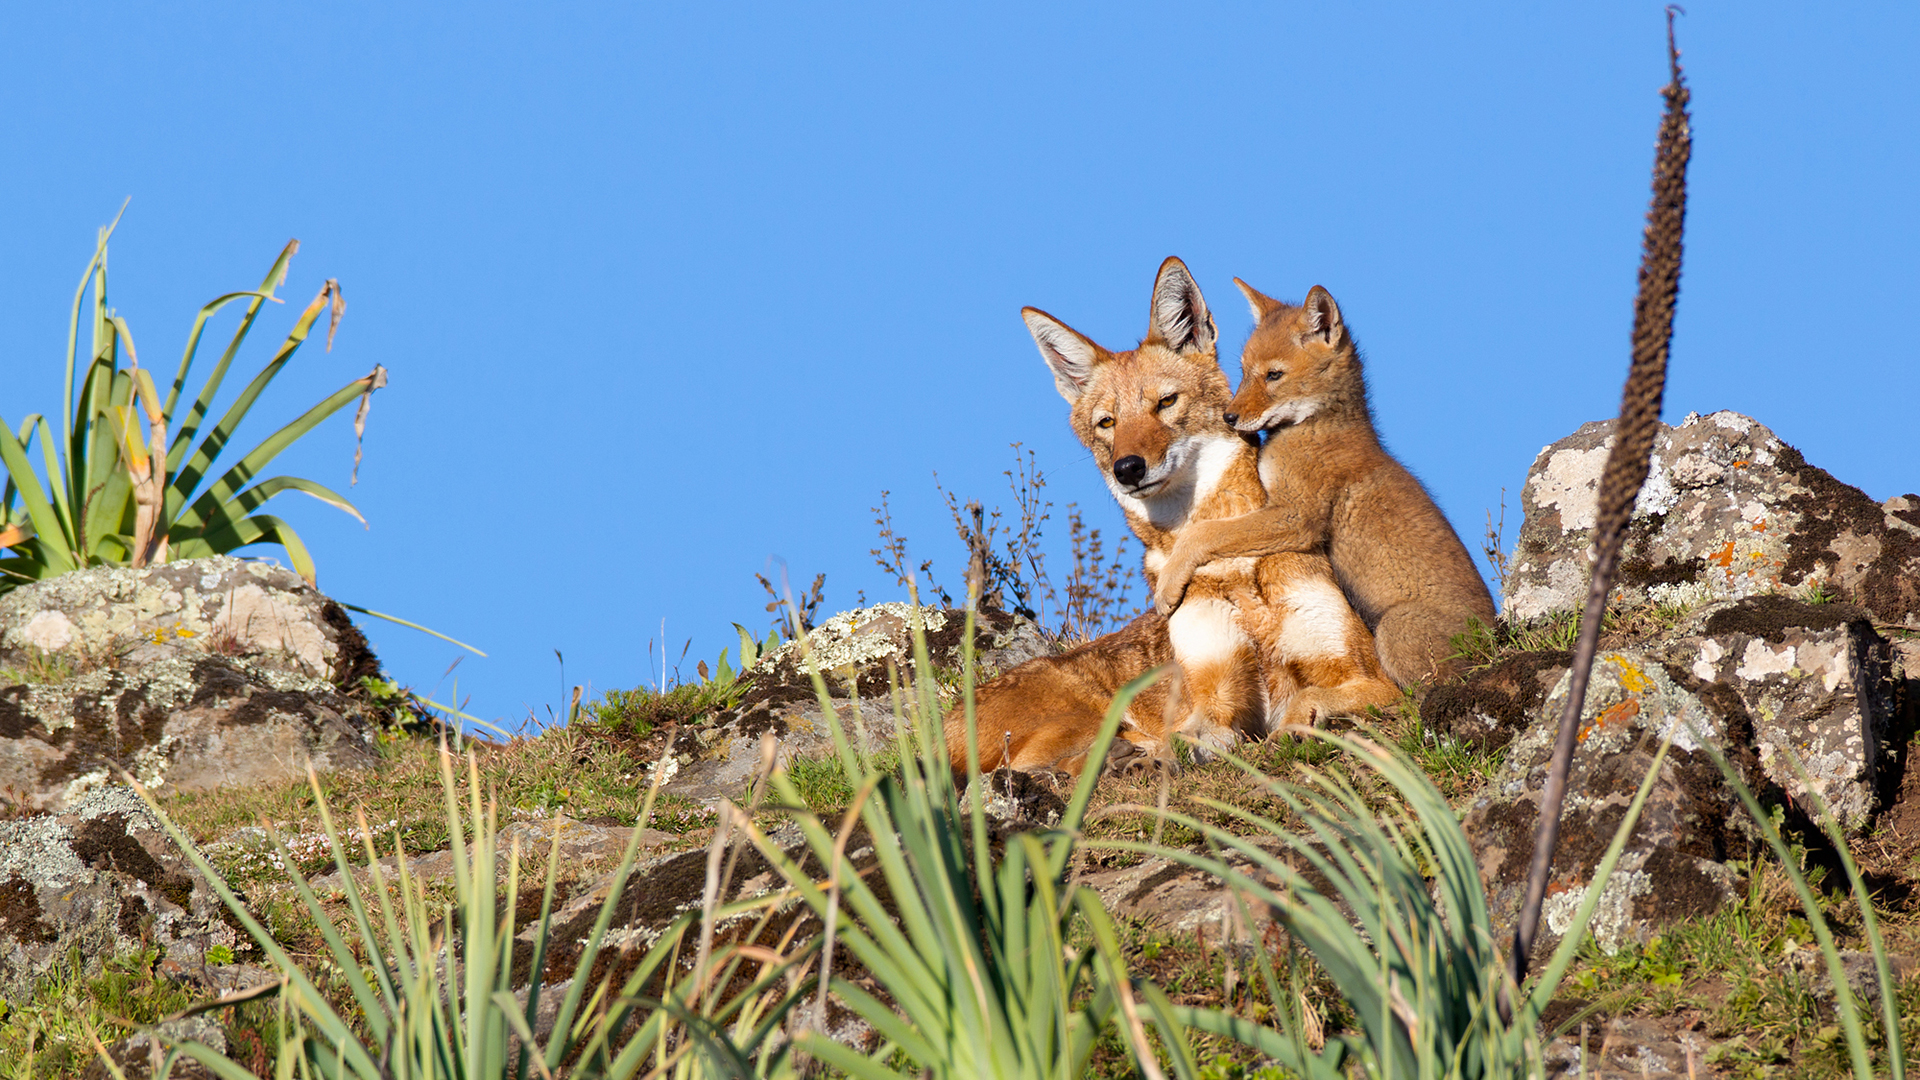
left=1, top=556, right=378, bottom=685
left=661, top=603, right=1052, bottom=803
left=1657, top=596, right=1899, bottom=829
left=1504, top=410, right=1920, bottom=625
left=81, top=1015, right=227, bottom=1080
left=1464, top=651, right=1756, bottom=959
left=306, top=813, right=679, bottom=892
left=963, top=768, right=1067, bottom=832
left=1542, top=1016, right=1709, bottom=1080
left=1467, top=602, right=1896, bottom=953
left=0, top=557, right=385, bottom=810
left=0, top=786, right=246, bottom=1004
left=1080, top=851, right=1280, bottom=946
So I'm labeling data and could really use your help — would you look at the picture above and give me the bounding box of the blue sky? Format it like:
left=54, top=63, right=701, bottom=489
left=2, top=4, right=1914, bottom=730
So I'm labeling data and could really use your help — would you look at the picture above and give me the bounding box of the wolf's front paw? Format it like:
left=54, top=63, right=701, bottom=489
left=1102, top=739, right=1176, bottom=779
left=1152, top=560, right=1195, bottom=615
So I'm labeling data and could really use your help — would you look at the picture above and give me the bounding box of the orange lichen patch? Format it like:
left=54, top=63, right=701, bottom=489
left=1708, top=540, right=1737, bottom=569
left=1733, top=460, right=1749, bottom=468
left=1579, top=697, right=1642, bottom=744
left=1545, top=876, right=1586, bottom=898
left=1751, top=521, right=1767, bottom=532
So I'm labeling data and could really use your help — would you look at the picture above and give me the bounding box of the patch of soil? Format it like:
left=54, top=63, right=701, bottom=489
left=1420, top=650, right=1571, bottom=751
left=1701, top=594, right=1873, bottom=643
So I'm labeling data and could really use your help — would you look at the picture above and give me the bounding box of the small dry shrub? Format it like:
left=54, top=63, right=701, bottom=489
left=870, top=443, right=1141, bottom=643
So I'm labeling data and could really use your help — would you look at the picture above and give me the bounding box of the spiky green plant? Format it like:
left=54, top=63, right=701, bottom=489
left=743, top=598, right=1198, bottom=1080
left=1112, top=726, right=1675, bottom=1079
left=110, top=740, right=814, bottom=1079
left=1, top=207, right=385, bottom=590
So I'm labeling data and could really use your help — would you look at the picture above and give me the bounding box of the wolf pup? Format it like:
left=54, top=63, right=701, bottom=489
left=1014, top=258, right=1401, bottom=761
left=1152, top=281, right=1496, bottom=686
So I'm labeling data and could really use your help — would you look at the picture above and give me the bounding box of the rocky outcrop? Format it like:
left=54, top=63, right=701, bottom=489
left=0, top=557, right=378, bottom=684
left=1504, top=410, right=1920, bottom=624
left=1455, top=411, right=1911, bottom=955
left=0, top=786, right=257, bottom=1004
left=0, top=558, right=385, bottom=810
left=659, top=603, right=1050, bottom=802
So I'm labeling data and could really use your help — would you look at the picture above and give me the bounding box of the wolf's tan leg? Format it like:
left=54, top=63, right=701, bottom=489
left=1167, top=596, right=1264, bottom=757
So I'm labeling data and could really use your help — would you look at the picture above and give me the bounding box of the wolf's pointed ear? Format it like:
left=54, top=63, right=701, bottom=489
left=1023, top=307, right=1107, bottom=403
left=1302, top=285, right=1346, bottom=344
left=1233, top=278, right=1286, bottom=322
left=1148, top=257, right=1216, bottom=353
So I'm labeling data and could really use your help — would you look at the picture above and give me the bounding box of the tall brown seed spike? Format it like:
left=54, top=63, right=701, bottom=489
left=1508, top=10, right=1690, bottom=998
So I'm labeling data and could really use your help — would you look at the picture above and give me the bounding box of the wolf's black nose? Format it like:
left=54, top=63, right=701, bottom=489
left=1223, top=412, right=1239, bottom=426
left=1113, top=456, right=1146, bottom=486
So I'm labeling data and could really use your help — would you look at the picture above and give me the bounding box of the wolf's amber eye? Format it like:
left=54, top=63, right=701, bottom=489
left=1096, top=417, right=1114, bottom=429
left=1156, top=394, right=1178, bottom=410
left=1265, top=370, right=1284, bottom=383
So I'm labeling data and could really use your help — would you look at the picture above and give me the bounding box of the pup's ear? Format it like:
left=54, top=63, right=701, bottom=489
left=1302, top=285, right=1346, bottom=345
left=1023, top=307, right=1108, bottom=403
left=1232, top=277, right=1287, bottom=322
left=1147, top=256, right=1217, bottom=354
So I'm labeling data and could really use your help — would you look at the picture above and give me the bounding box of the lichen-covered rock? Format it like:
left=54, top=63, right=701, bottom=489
left=0, top=558, right=386, bottom=811
left=1655, top=595, right=1899, bottom=829
left=0, top=786, right=247, bottom=1004
left=81, top=1016, right=227, bottom=1080
left=1, top=556, right=379, bottom=686
left=1465, top=652, right=1758, bottom=959
left=1504, top=411, right=1920, bottom=624
left=659, top=604, right=1052, bottom=802
left=0, top=650, right=381, bottom=811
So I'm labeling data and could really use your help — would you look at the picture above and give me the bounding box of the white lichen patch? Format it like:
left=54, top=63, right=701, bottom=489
left=1692, top=637, right=1725, bottom=682
left=1531, top=444, right=1609, bottom=532
left=216, top=583, right=335, bottom=673
left=760, top=602, right=948, bottom=674
left=1648, top=579, right=1711, bottom=613
left=1543, top=866, right=1650, bottom=955
left=1736, top=639, right=1795, bottom=681
left=59, top=767, right=116, bottom=809
left=18, top=610, right=76, bottom=652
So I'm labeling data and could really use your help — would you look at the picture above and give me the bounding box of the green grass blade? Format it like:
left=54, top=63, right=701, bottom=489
left=167, top=280, right=340, bottom=524
left=62, top=205, right=124, bottom=463
left=120, top=778, right=382, bottom=1077
left=185, top=512, right=317, bottom=583
left=176, top=371, right=378, bottom=536
left=1779, top=749, right=1905, bottom=1080
left=334, top=602, right=488, bottom=656
left=164, top=290, right=277, bottom=420
left=0, top=415, right=78, bottom=574
left=166, top=242, right=298, bottom=476
left=220, top=475, right=367, bottom=526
